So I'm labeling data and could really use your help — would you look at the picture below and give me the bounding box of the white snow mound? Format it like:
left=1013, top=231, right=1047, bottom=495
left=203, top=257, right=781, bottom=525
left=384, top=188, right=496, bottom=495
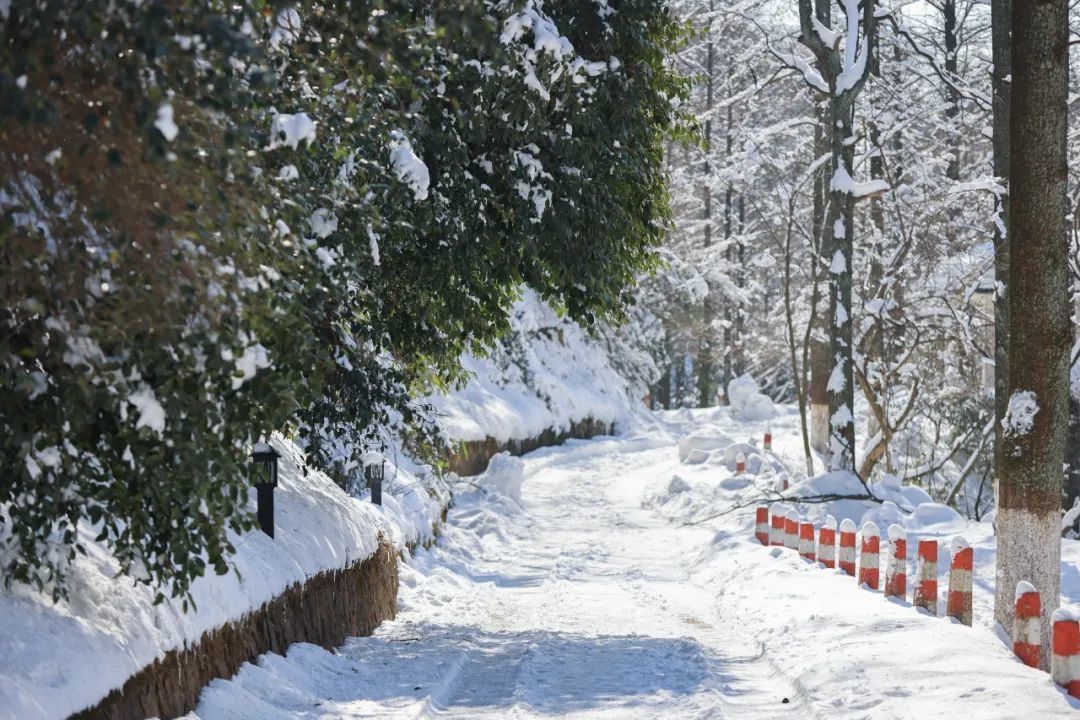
left=677, top=427, right=734, bottom=463
left=476, top=452, right=525, bottom=505
left=726, top=373, right=776, bottom=421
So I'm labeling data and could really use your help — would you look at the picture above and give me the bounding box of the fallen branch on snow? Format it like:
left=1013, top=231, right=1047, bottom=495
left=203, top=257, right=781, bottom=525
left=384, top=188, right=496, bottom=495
left=679, top=492, right=885, bottom=527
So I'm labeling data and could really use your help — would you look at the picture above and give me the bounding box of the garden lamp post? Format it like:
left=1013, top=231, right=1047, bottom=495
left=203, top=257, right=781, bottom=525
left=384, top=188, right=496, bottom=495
left=251, top=442, right=280, bottom=538
left=364, top=454, right=384, bottom=506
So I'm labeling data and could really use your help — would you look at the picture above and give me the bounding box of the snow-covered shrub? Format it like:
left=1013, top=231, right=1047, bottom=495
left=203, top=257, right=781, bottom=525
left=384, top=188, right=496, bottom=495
left=0, top=1, right=691, bottom=598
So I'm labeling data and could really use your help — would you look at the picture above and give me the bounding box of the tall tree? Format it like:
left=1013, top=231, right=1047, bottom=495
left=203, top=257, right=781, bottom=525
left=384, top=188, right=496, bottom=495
left=994, top=0, right=1071, bottom=667
left=991, top=0, right=1012, bottom=493
left=798, top=0, right=879, bottom=471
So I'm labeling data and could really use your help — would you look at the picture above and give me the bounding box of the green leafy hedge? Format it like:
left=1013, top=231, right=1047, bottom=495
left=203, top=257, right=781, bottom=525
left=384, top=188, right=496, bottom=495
left=0, top=0, right=688, bottom=600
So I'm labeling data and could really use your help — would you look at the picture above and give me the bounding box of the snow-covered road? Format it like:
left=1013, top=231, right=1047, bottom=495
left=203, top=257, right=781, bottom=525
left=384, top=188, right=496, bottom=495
left=189, top=432, right=812, bottom=719
left=189, top=411, right=1079, bottom=719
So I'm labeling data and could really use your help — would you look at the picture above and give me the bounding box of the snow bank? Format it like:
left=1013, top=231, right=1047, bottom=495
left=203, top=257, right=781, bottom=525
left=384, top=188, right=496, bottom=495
left=429, top=288, right=638, bottom=444
left=676, top=426, right=734, bottom=463
left=637, top=408, right=1080, bottom=716
left=475, top=453, right=525, bottom=505
left=726, top=373, right=775, bottom=422
left=0, top=435, right=449, bottom=720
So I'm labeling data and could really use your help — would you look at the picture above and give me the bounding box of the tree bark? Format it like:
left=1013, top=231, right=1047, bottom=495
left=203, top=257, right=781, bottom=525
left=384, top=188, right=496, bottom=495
left=797, top=0, right=875, bottom=473
left=991, top=0, right=1011, bottom=478
left=995, top=0, right=1070, bottom=669
left=804, top=0, right=835, bottom=458
left=1066, top=391, right=1080, bottom=514
left=809, top=91, right=831, bottom=457
left=826, top=99, right=858, bottom=471
left=697, top=4, right=716, bottom=408
left=943, top=0, right=961, bottom=183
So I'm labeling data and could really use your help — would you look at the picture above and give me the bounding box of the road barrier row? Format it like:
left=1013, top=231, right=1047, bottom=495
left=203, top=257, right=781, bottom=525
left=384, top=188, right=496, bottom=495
left=753, top=504, right=1080, bottom=699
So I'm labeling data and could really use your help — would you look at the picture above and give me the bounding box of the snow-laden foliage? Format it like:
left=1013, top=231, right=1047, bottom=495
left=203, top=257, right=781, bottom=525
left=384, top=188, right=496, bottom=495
left=623, top=0, right=1079, bottom=517
left=0, top=1, right=689, bottom=598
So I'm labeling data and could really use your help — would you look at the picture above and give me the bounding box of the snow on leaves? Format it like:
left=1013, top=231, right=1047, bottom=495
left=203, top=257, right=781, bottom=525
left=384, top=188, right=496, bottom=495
left=388, top=132, right=430, bottom=202
left=268, top=112, right=316, bottom=150
left=128, top=387, right=166, bottom=435
left=154, top=103, right=179, bottom=142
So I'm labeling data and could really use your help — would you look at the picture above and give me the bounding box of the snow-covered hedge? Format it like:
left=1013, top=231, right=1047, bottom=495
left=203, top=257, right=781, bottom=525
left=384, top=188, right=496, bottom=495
left=430, top=289, right=641, bottom=444
left=0, top=435, right=448, bottom=720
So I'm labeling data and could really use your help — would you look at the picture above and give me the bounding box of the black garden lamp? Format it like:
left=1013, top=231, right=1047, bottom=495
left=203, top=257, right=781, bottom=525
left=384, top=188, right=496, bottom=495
left=251, top=441, right=280, bottom=538
left=364, top=452, right=385, bottom=506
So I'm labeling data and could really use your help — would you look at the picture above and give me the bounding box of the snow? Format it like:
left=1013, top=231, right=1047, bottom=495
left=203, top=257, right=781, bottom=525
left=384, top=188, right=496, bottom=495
left=839, top=517, right=857, bottom=533
left=830, top=165, right=889, bottom=198
left=268, top=112, right=316, bottom=150
left=782, top=51, right=829, bottom=92
left=675, top=426, right=733, bottom=463
left=1063, top=498, right=1080, bottom=531
left=307, top=208, right=337, bottom=239
left=887, top=523, right=906, bottom=542
left=388, top=132, right=430, bottom=202
left=367, top=226, right=381, bottom=266
left=725, top=373, right=775, bottom=422
left=860, top=520, right=879, bottom=537
left=721, top=442, right=763, bottom=474
left=1054, top=606, right=1080, bottom=623
left=268, top=7, right=301, bottom=50
left=231, top=343, right=270, bottom=390
left=429, top=289, right=637, bottom=444
left=0, top=435, right=448, bottom=720
left=475, top=452, right=525, bottom=505
left=127, top=386, right=166, bottom=435
left=154, top=103, right=179, bottom=142
left=184, top=408, right=1078, bottom=719
left=1016, top=580, right=1037, bottom=600
left=827, top=362, right=846, bottom=392
left=1002, top=389, right=1039, bottom=438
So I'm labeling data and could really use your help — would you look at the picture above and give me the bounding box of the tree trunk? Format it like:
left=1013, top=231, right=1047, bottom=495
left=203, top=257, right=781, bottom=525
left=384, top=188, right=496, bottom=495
left=991, top=0, right=1011, bottom=482
left=809, top=102, right=831, bottom=456
left=826, top=98, right=857, bottom=472
left=943, top=0, right=961, bottom=183
left=656, top=361, right=671, bottom=410
left=696, top=3, right=716, bottom=409
left=1065, top=391, right=1080, bottom=515
left=866, top=46, right=886, bottom=441
left=994, top=0, right=1070, bottom=669
left=797, top=0, right=874, bottom=471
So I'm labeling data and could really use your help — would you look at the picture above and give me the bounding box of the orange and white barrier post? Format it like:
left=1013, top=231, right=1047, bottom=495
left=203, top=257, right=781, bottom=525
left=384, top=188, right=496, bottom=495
left=913, top=539, right=938, bottom=615
left=769, top=505, right=785, bottom=546
left=947, top=537, right=973, bottom=626
left=755, top=507, right=770, bottom=545
left=1053, top=608, right=1080, bottom=696
left=838, top=518, right=857, bottom=576
left=818, top=515, right=837, bottom=569
left=763, top=429, right=772, bottom=452
left=783, top=509, right=799, bottom=550
left=799, top=521, right=816, bottom=561
left=884, top=524, right=907, bottom=599
left=1013, top=582, right=1040, bottom=669
left=735, top=452, right=746, bottom=475
left=858, top=522, right=880, bottom=590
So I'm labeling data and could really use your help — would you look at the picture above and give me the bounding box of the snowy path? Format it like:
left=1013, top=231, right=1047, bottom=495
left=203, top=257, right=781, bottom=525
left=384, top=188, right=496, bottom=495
left=190, top=412, right=1079, bottom=719
left=190, top=434, right=810, bottom=719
